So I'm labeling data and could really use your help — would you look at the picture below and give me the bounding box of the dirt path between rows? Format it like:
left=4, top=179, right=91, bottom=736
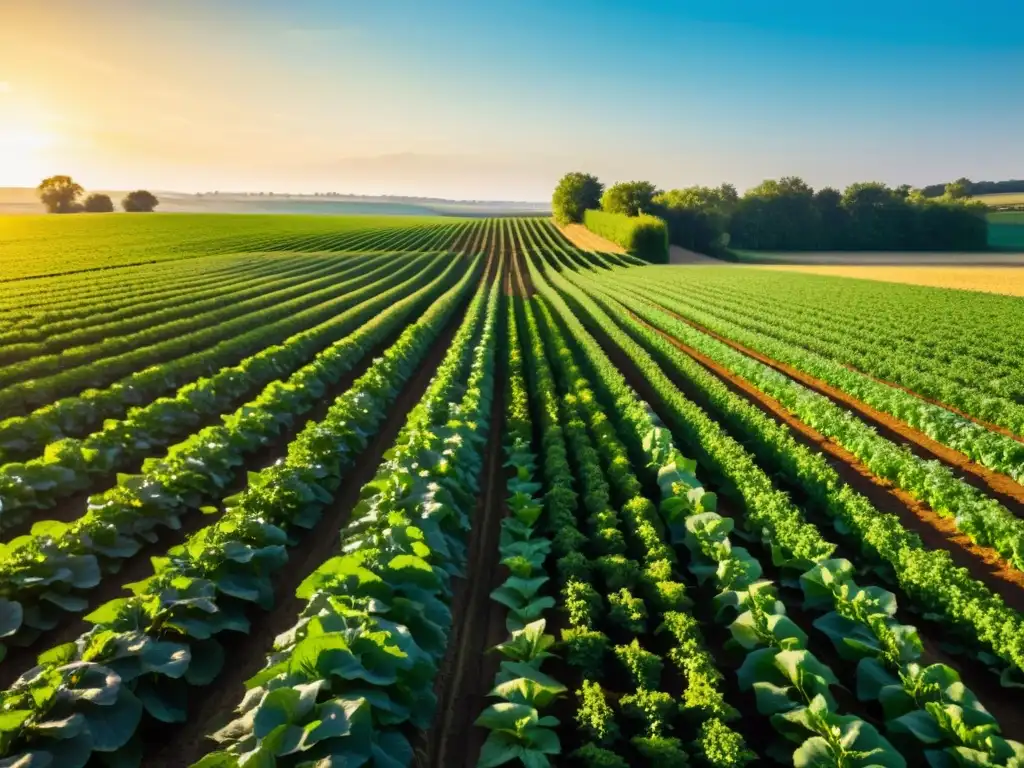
left=0, top=295, right=442, bottom=689
left=626, top=307, right=1024, bottom=608
left=570, top=299, right=1024, bottom=735
left=423, top=339, right=507, bottom=768
left=638, top=296, right=1024, bottom=514
left=147, top=287, right=476, bottom=768
left=557, top=223, right=626, bottom=254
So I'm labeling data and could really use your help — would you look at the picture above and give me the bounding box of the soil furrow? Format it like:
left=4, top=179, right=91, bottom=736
left=624, top=308, right=1024, bottom=608
left=422, top=342, right=507, bottom=768
left=573, top=303, right=1024, bottom=735
left=0, top=313, right=426, bottom=688
left=146, top=292, right=472, bottom=768
left=640, top=297, right=1024, bottom=514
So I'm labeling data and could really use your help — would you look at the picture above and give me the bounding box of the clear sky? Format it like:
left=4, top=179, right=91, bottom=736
left=1, top=0, right=1021, bottom=200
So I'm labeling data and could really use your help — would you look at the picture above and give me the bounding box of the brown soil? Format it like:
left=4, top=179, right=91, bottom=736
left=557, top=223, right=626, bottom=255
left=642, top=298, right=1024, bottom=514
left=837, top=359, right=1024, bottom=446
left=146, top=287, right=473, bottom=768
left=422, top=332, right=507, bottom=768
left=0, top=306, right=434, bottom=690
left=623, top=308, right=1024, bottom=610
left=573, top=301, right=1024, bottom=734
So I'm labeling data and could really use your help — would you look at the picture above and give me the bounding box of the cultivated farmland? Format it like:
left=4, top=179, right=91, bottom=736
left=0, top=214, right=1022, bottom=768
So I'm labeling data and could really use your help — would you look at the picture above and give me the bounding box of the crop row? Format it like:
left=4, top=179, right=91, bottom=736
left=0, top=255, right=351, bottom=363
left=0, top=252, right=484, bottom=767
left=530, top=248, right=1024, bottom=765
left=599, top=275, right=1024, bottom=574
left=194, top=255, right=501, bottom=766
left=612, top=271, right=1024, bottom=478
left=654, top=269, right=1024, bottom=426
left=0, top=221, right=464, bottom=406
left=0, top=254, right=444, bottom=529
left=665, top=276, right=1024, bottom=406
left=0, top=256, right=466, bottom=660
left=550, top=257, right=1024, bottom=677
left=0, top=255, right=425, bottom=463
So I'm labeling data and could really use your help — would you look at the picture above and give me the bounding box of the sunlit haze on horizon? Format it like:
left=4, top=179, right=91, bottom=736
left=1, top=0, right=1021, bottom=201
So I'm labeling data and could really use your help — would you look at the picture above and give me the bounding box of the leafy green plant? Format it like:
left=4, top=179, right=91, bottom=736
left=476, top=703, right=562, bottom=768
left=493, top=620, right=557, bottom=668
left=491, top=575, right=557, bottom=633
left=614, top=639, right=662, bottom=690
left=575, top=680, right=619, bottom=745
left=560, top=627, right=610, bottom=676
left=607, top=588, right=647, bottom=634
left=632, top=735, right=690, bottom=767
left=563, top=580, right=602, bottom=629
left=572, top=741, right=630, bottom=768
left=620, top=688, right=674, bottom=735
left=692, top=718, right=756, bottom=768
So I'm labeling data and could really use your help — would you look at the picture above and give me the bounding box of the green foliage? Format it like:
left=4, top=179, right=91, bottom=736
left=583, top=209, right=669, bottom=263
left=607, top=588, right=648, bottom=634
left=562, top=580, right=603, bottom=629
left=122, top=189, right=160, bottom=212
left=632, top=735, right=690, bottom=767
left=552, top=172, right=604, bottom=225
left=575, top=680, right=619, bottom=745
left=36, top=175, right=84, bottom=214
left=692, top=718, right=756, bottom=768
left=560, top=627, right=610, bottom=675
left=83, top=193, right=115, bottom=213
left=729, top=176, right=988, bottom=251
left=601, top=180, right=660, bottom=216
left=653, top=184, right=736, bottom=252
left=620, top=688, right=675, bottom=735
left=614, top=639, right=662, bottom=690
left=572, top=741, right=630, bottom=768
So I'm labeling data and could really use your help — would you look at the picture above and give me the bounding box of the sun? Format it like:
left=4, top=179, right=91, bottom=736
left=0, top=126, right=57, bottom=186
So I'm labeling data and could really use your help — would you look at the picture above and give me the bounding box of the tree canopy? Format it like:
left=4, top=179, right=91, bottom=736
left=83, top=193, right=115, bottom=213
left=37, top=176, right=84, bottom=214
left=122, top=190, right=160, bottom=213
left=551, top=172, right=603, bottom=225
left=601, top=180, right=660, bottom=216
left=944, top=178, right=972, bottom=200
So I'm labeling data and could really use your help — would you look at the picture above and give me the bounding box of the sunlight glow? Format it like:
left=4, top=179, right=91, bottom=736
left=0, top=126, right=58, bottom=186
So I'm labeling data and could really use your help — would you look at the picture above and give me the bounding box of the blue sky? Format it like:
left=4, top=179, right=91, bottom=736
left=1, top=0, right=1021, bottom=199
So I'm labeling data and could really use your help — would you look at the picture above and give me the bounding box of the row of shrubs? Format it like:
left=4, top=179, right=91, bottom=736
left=556, top=172, right=991, bottom=257
left=583, top=210, right=669, bottom=263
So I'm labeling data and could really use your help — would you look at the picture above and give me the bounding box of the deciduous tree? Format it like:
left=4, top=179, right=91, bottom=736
left=122, top=190, right=159, bottom=212
left=83, top=193, right=115, bottom=213
left=601, top=181, right=660, bottom=216
left=37, top=175, right=84, bottom=214
left=551, top=172, right=603, bottom=224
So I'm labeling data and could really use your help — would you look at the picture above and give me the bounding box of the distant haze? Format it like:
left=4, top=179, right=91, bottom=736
left=0, top=188, right=551, bottom=217
left=1, top=1, right=1022, bottom=199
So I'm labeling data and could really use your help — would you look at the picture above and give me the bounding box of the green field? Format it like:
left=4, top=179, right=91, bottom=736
left=0, top=213, right=459, bottom=280
left=989, top=211, right=1024, bottom=249
left=2, top=214, right=1024, bottom=767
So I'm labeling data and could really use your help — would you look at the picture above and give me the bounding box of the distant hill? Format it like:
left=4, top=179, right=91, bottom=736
left=0, top=188, right=551, bottom=217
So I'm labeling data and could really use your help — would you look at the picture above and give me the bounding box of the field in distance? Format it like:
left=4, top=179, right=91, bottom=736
left=0, top=212, right=461, bottom=280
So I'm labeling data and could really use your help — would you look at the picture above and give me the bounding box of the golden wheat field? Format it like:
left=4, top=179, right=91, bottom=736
left=756, top=264, right=1024, bottom=295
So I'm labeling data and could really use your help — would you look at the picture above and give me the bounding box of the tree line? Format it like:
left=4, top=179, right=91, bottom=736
left=553, top=173, right=989, bottom=253
left=37, top=176, right=159, bottom=214
left=921, top=178, right=1024, bottom=198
